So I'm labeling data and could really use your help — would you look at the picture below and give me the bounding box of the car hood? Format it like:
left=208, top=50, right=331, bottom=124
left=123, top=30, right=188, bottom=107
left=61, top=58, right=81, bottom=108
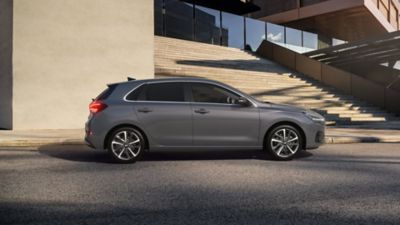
left=257, top=102, right=306, bottom=113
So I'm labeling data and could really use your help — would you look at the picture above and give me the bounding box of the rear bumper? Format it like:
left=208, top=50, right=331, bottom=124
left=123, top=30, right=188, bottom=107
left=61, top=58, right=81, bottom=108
left=85, top=120, right=107, bottom=150
left=84, top=136, right=95, bottom=148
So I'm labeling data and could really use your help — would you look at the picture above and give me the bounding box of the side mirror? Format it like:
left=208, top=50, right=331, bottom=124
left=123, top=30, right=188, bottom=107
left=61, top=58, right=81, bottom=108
left=237, top=97, right=251, bottom=107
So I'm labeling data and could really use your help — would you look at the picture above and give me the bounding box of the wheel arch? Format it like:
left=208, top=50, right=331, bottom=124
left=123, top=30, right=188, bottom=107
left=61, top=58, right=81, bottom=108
left=263, top=121, right=307, bottom=150
left=104, top=124, right=149, bottom=151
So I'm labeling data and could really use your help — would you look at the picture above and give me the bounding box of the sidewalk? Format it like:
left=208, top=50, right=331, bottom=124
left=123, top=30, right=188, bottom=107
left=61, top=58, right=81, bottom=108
left=1, top=126, right=400, bottom=148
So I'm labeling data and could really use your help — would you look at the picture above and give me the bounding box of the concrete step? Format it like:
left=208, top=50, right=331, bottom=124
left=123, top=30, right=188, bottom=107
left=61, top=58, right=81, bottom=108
left=155, top=36, right=400, bottom=125
left=155, top=67, right=293, bottom=78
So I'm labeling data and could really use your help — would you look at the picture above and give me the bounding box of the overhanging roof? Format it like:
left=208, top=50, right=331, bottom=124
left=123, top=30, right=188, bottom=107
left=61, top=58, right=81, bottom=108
left=183, top=0, right=260, bottom=15
left=253, top=0, right=398, bottom=42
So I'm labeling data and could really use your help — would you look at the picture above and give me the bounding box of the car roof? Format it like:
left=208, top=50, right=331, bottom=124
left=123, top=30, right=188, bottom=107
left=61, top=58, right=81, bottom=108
left=109, top=77, right=223, bottom=86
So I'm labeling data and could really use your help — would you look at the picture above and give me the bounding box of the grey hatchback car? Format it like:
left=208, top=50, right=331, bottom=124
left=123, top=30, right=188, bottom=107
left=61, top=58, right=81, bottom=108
left=85, top=77, right=325, bottom=163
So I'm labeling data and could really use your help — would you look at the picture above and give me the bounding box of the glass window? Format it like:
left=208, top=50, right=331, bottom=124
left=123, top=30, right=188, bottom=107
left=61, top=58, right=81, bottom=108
left=221, top=12, right=244, bottom=49
left=165, top=0, right=193, bottom=41
left=285, top=27, right=302, bottom=47
left=195, top=5, right=221, bottom=45
left=245, top=18, right=266, bottom=52
left=267, top=23, right=284, bottom=43
left=96, top=85, right=117, bottom=101
left=145, top=82, right=185, bottom=102
left=154, top=0, right=164, bottom=35
left=318, top=34, right=332, bottom=49
left=126, top=85, right=146, bottom=101
left=302, top=31, right=318, bottom=51
left=332, top=38, right=346, bottom=46
left=301, top=0, right=330, bottom=7
left=191, top=83, right=239, bottom=104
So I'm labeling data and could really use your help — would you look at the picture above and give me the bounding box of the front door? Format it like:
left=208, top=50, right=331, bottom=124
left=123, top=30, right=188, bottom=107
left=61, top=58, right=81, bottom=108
left=190, top=83, right=260, bottom=147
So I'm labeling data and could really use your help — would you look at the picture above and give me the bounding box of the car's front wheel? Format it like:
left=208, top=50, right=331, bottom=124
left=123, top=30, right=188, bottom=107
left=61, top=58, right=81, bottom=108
left=266, top=125, right=303, bottom=160
left=107, top=127, right=145, bottom=163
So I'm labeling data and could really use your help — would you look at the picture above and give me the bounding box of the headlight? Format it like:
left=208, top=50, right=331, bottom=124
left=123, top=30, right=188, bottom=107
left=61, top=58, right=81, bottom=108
left=303, top=111, right=325, bottom=123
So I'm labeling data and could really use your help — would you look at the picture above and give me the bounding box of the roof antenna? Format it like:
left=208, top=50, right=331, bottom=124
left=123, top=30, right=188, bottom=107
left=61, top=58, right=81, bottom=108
left=127, top=77, right=136, bottom=81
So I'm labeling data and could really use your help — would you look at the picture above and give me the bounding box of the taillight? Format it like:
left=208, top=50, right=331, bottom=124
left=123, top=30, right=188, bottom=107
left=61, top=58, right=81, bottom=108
left=89, top=100, right=107, bottom=114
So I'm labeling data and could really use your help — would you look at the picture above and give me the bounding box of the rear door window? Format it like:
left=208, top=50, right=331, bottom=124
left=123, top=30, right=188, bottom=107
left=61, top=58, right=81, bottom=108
left=145, top=82, right=185, bottom=102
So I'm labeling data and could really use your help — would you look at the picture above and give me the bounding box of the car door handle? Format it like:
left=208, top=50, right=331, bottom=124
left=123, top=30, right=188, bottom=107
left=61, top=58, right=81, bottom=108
left=194, top=108, right=210, bottom=114
left=137, top=108, right=152, bottom=113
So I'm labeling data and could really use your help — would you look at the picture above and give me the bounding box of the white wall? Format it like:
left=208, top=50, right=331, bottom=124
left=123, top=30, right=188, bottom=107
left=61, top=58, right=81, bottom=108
left=12, top=0, right=154, bottom=129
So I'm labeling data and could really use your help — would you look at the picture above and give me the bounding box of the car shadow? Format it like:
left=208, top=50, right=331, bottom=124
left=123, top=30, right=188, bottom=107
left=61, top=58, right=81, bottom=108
left=38, top=144, right=313, bottom=164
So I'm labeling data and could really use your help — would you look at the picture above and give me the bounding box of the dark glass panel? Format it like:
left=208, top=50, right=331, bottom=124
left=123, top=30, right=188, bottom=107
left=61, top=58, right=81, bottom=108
left=165, top=0, right=194, bottom=41
left=195, top=5, right=221, bottom=45
left=154, top=0, right=164, bottom=35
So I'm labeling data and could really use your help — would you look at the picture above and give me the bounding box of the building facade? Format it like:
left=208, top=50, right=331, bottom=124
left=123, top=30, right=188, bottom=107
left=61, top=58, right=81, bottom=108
left=0, top=0, right=399, bottom=130
left=251, top=0, right=400, bottom=42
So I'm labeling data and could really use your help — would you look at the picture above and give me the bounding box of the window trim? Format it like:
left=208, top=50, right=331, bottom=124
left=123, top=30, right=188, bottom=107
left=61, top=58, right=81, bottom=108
left=123, top=80, right=258, bottom=107
left=124, top=81, right=187, bottom=103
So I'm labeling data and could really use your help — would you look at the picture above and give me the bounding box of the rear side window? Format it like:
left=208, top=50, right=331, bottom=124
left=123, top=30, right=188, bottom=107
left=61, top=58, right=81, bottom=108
left=146, top=82, right=185, bottom=102
left=96, top=84, right=117, bottom=100
left=126, top=84, right=146, bottom=101
left=126, top=82, right=185, bottom=102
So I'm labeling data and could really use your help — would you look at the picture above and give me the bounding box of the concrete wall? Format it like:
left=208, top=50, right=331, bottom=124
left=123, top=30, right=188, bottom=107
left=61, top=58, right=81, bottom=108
left=257, top=41, right=400, bottom=114
left=385, top=89, right=400, bottom=113
left=351, top=74, right=385, bottom=108
left=12, top=0, right=154, bottom=129
left=295, top=54, right=322, bottom=81
left=321, top=64, right=352, bottom=94
left=272, top=46, right=296, bottom=70
left=0, top=0, right=13, bottom=130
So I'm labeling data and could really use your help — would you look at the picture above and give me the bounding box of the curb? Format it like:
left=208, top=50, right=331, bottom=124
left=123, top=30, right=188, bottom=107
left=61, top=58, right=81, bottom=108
left=0, top=139, right=84, bottom=148
left=324, top=136, right=400, bottom=144
left=1, top=137, right=400, bottom=148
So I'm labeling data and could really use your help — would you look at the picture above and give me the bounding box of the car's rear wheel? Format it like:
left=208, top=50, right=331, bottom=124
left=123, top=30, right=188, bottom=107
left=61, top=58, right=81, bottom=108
left=107, top=127, right=144, bottom=163
left=266, top=125, right=302, bottom=160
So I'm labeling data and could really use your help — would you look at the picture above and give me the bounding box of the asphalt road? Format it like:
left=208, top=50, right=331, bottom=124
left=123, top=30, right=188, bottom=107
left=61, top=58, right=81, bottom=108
left=1, top=143, right=400, bottom=225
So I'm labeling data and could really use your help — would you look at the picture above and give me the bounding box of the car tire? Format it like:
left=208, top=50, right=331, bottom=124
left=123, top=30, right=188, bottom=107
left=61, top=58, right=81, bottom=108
left=107, top=127, right=145, bottom=163
left=266, top=125, right=303, bottom=160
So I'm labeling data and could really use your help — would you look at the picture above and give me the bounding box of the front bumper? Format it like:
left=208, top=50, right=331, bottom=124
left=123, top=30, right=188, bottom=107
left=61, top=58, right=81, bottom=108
left=304, top=122, right=325, bottom=150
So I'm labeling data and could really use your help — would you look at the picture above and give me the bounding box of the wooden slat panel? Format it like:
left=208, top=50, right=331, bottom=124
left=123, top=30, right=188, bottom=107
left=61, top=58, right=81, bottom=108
left=380, top=0, right=390, bottom=9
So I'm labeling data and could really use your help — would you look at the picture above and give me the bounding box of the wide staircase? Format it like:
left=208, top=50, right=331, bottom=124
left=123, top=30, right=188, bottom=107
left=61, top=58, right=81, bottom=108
left=155, top=36, right=400, bottom=126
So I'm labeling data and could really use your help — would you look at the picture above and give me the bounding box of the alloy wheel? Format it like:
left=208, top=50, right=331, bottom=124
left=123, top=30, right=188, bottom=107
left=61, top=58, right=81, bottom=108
left=270, top=128, right=300, bottom=158
left=110, top=130, right=142, bottom=161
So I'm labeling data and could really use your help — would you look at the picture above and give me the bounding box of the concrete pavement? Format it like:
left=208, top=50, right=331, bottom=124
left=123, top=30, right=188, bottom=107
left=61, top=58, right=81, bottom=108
left=1, top=143, right=400, bottom=225
left=0, top=126, right=400, bottom=147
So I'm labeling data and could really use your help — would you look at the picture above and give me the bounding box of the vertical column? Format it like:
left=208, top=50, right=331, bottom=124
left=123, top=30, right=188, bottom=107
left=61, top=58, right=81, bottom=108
left=219, top=10, right=222, bottom=46
left=0, top=0, right=13, bottom=129
left=192, top=3, right=195, bottom=41
left=243, top=17, right=246, bottom=50
left=162, top=0, right=166, bottom=36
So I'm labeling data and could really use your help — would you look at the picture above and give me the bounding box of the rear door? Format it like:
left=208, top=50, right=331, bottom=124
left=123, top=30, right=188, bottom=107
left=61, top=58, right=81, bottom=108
left=127, top=82, right=192, bottom=147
